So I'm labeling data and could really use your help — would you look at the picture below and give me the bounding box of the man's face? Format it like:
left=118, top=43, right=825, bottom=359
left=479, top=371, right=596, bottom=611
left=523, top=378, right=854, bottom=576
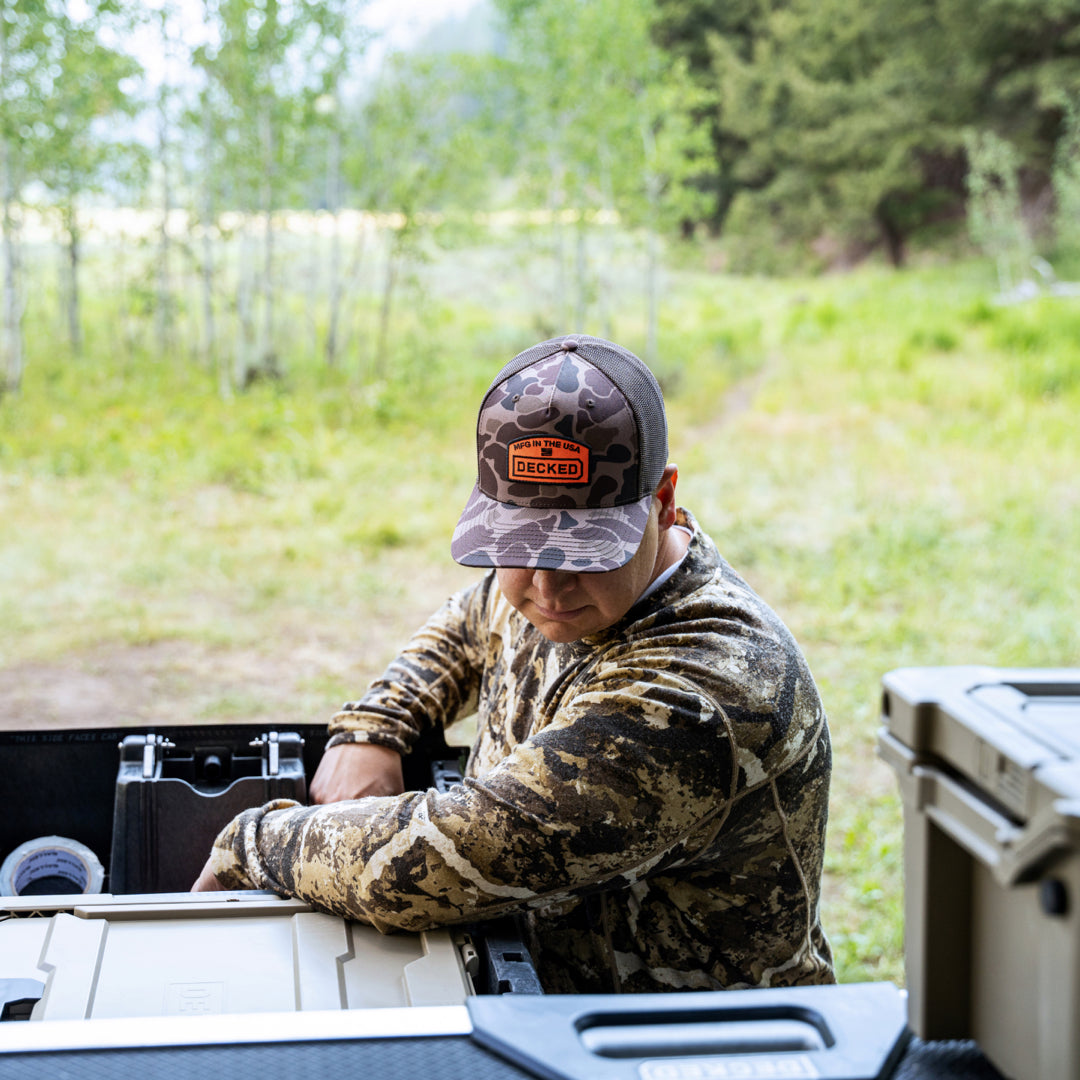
left=495, top=504, right=663, bottom=643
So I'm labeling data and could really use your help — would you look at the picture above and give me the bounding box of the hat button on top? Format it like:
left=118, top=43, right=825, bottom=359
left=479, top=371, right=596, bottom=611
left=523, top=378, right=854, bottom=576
left=561, top=337, right=578, bottom=352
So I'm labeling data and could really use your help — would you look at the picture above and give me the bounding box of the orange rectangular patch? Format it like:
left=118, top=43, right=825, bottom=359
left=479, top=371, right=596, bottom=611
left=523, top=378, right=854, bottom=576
left=508, top=436, right=589, bottom=484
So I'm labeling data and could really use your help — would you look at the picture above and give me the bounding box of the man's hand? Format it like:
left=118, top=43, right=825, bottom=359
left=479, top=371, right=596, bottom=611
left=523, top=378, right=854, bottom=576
left=190, top=743, right=404, bottom=890
left=191, top=858, right=226, bottom=892
left=309, top=742, right=405, bottom=804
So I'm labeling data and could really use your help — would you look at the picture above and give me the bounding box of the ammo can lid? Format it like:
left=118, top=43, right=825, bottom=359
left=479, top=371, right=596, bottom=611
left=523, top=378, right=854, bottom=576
left=881, top=665, right=1080, bottom=823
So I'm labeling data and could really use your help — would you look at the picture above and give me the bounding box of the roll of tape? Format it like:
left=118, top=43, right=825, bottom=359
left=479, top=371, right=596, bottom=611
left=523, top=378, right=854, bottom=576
left=0, top=836, right=105, bottom=897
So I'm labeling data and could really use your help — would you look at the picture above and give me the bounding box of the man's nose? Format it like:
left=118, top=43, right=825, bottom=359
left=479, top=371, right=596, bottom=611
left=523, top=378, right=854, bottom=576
left=531, top=569, right=577, bottom=602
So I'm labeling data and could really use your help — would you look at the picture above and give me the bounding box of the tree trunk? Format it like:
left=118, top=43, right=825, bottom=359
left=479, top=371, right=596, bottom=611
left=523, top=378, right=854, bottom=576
left=708, top=157, right=741, bottom=237
left=113, top=226, right=136, bottom=371
left=597, top=142, right=615, bottom=341
left=236, top=219, right=256, bottom=387
left=257, top=102, right=278, bottom=378
left=375, top=236, right=398, bottom=380
left=325, top=123, right=343, bottom=368
left=0, top=15, right=23, bottom=397
left=574, top=215, right=587, bottom=331
left=1, top=192, right=21, bottom=396
left=62, top=199, right=83, bottom=357
left=645, top=224, right=660, bottom=369
left=641, top=121, right=662, bottom=369
left=548, top=138, right=567, bottom=333
left=876, top=205, right=907, bottom=269
left=343, top=223, right=369, bottom=375
left=156, top=99, right=174, bottom=361
left=200, top=94, right=227, bottom=398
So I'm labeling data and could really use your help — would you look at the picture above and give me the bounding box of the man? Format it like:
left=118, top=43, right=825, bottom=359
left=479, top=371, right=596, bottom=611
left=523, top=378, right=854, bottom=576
left=193, top=334, right=834, bottom=993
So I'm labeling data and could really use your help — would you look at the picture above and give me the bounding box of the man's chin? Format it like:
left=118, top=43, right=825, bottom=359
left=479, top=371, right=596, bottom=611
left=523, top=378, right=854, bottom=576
left=529, top=612, right=592, bottom=643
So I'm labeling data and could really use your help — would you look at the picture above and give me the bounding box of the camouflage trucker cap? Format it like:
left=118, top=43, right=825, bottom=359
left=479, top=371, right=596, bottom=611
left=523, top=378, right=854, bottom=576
left=450, top=334, right=668, bottom=572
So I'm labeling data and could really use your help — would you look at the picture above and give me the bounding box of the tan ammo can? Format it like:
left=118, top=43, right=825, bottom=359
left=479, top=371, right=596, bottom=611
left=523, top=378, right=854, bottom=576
left=879, top=665, right=1080, bottom=1080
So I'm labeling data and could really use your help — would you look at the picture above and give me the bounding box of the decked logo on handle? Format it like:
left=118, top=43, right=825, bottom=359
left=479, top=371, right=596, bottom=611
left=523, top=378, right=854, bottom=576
left=508, top=436, right=590, bottom=484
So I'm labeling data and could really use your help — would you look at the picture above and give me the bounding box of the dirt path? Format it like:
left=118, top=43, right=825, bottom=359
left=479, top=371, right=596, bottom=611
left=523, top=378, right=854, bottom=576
left=0, top=562, right=477, bottom=733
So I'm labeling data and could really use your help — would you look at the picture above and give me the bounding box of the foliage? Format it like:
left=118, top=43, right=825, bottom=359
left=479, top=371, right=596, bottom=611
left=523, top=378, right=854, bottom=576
left=339, top=50, right=492, bottom=363
left=653, top=0, right=1080, bottom=262
left=196, top=0, right=356, bottom=209
left=481, top=0, right=710, bottom=352
left=29, top=5, right=142, bottom=204
left=964, top=129, right=1030, bottom=293
left=184, top=0, right=368, bottom=384
left=493, top=0, right=698, bottom=223
left=0, top=0, right=145, bottom=390
left=651, top=0, right=770, bottom=233
left=1052, top=95, right=1080, bottom=258
left=34, top=5, right=143, bottom=356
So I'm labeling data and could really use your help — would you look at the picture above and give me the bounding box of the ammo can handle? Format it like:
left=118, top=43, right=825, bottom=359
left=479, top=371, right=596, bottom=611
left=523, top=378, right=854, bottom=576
left=912, top=763, right=1080, bottom=885
left=912, top=763, right=1017, bottom=873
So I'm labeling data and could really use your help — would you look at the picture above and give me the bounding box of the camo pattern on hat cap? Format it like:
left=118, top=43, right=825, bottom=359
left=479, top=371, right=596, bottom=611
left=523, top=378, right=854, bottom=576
left=451, top=335, right=668, bottom=572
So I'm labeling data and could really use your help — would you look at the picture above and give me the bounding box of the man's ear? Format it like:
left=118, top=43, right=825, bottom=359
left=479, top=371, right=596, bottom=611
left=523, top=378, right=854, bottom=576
left=655, top=464, right=678, bottom=530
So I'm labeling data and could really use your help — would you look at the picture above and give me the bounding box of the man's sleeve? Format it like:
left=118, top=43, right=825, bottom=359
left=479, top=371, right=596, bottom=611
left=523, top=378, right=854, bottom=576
left=323, top=577, right=488, bottom=756
left=209, top=662, right=739, bottom=932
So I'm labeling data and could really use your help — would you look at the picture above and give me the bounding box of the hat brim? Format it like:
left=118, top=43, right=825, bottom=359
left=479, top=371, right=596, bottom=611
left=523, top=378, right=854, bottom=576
left=450, top=484, right=654, bottom=573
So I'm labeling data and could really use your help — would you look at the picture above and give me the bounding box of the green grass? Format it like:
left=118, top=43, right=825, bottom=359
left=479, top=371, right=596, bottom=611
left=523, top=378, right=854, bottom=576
left=673, top=262, right=1079, bottom=981
left=2, top=235, right=1079, bottom=986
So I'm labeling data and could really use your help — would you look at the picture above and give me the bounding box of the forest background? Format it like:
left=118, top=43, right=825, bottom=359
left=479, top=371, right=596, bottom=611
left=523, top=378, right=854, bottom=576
left=1, top=0, right=1079, bottom=984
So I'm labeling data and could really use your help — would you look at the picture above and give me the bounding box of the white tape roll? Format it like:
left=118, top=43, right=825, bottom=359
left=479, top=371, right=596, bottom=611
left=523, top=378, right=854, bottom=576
left=0, top=836, right=105, bottom=897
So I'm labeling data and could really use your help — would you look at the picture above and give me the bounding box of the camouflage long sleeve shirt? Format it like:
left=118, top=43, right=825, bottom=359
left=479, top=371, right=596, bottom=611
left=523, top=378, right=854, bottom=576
left=209, top=511, right=834, bottom=993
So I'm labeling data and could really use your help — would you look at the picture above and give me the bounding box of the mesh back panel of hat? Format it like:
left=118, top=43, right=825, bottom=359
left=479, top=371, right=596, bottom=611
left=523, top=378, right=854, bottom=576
left=481, top=335, right=667, bottom=502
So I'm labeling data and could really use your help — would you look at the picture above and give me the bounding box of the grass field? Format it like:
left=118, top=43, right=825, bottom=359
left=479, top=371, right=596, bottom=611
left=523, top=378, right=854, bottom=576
left=2, top=231, right=1078, bottom=983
